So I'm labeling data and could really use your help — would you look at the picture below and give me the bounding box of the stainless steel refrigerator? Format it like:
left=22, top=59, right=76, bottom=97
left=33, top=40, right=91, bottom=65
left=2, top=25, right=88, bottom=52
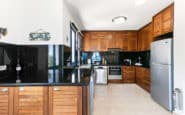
left=151, top=38, right=173, bottom=111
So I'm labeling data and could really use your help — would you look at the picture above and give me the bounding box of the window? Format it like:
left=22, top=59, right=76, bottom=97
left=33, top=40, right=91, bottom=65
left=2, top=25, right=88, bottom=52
left=70, top=23, right=78, bottom=66
left=48, top=45, right=61, bottom=83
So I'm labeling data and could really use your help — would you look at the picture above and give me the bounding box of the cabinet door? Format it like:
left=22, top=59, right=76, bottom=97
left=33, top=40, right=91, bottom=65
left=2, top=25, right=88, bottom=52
left=127, top=32, right=137, bottom=51
left=136, top=67, right=143, bottom=86
left=83, top=32, right=91, bottom=51
left=162, top=4, right=174, bottom=34
left=89, top=33, right=100, bottom=51
left=142, top=68, right=150, bottom=92
left=153, top=13, right=162, bottom=37
left=123, top=66, right=135, bottom=83
left=49, top=86, right=82, bottom=115
left=114, top=32, right=126, bottom=50
left=99, top=32, right=112, bottom=51
left=0, top=87, right=14, bottom=115
left=14, top=87, right=48, bottom=115
left=137, top=31, right=143, bottom=51
left=107, top=32, right=115, bottom=49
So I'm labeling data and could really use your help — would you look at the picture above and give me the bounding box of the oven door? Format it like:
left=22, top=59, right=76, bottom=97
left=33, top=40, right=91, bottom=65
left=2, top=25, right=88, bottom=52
left=108, top=66, right=122, bottom=80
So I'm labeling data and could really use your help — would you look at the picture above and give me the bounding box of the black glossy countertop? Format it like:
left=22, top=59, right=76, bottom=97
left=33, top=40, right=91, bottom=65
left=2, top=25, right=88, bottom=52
left=92, top=64, right=149, bottom=68
left=0, top=67, right=91, bottom=86
left=0, top=76, right=90, bottom=86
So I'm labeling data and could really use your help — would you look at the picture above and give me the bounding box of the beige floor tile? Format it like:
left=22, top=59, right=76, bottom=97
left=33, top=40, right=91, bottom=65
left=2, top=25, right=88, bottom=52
left=93, top=84, right=172, bottom=115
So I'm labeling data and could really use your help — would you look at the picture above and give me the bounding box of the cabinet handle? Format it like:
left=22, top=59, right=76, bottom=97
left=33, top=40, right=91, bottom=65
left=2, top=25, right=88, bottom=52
left=0, top=88, right=8, bottom=92
left=53, top=87, right=60, bottom=91
left=19, top=87, right=25, bottom=91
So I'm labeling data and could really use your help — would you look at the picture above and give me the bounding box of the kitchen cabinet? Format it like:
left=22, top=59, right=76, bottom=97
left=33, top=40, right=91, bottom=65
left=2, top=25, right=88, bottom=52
left=123, top=66, right=136, bottom=83
left=14, top=86, right=48, bottom=115
left=83, top=31, right=137, bottom=52
left=49, top=86, right=82, bottom=115
left=114, top=32, right=127, bottom=50
left=0, top=87, right=14, bottom=115
left=83, top=32, right=91, bottom=51
left=153, top=13, right=163, bottom=37
left=0, top=86, right=85, bottom=115
left=138, top=23, right=153, bottom=51
left=153, top=4, right=174, bottom=38
left=136, top=67, right=150, bottom=92
left=127, top=32, right=137, bottom=51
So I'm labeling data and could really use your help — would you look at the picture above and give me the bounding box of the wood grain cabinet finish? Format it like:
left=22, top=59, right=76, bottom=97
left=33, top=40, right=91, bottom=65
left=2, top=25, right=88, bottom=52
left=162, top=4, right=174, bottom=34
left=136, top=67, right=150, bottom=92
left=153, top=4, right=174, bottom=37
left=83, top=32, right=91, bottom=51
left=49, top=86, right=82, bottom=115
left=0, top=87, right=14, bottom=115
left=83, top=31, right=137, bottom=52
left=127, top=32, right=137, bottom=51
left=138, top=23, right=153, bottom=51
left=123, top=66, right=136, bottom=83
left=153, top=13, right=162, bottom=37
left=14, top=87, right=48, bottom=115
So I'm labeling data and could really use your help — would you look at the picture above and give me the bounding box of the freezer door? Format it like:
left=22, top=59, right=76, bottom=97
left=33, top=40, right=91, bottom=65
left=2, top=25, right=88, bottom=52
left=151, top=63, right=173, bottom=111
left=151, top=39, right=172, bottom=65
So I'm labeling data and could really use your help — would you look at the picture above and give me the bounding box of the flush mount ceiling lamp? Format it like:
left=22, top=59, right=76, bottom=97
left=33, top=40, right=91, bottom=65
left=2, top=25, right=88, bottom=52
left=112, top=16, right=127, bottom=24
left=135, top=0, right=147, bottom=5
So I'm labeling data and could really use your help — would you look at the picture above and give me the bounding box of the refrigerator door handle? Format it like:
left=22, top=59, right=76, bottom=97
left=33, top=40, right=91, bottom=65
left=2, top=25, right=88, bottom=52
left=173, top=88, right=183, bottom=110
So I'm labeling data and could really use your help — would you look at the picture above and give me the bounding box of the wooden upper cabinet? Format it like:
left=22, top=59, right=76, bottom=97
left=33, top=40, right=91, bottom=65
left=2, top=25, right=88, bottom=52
left=138, top=23, right=153, bottom=51
left=83, top=32, right=91, bottom=51
left=49, top=86, right=82, bottom=115
left=153, top=13, right=162, bottom=37
left=14, top=86, right=48, bottom=115
left=153, top=4, right=174, bottom=37
left=127, top=32, right=137, bottom=51
left=162, top=4, right=174, bottom=34
left=82, top=31, right=137, bottom=52
left=90, top=33, right=100, bottom=51
left=0, top=87, right=14, bottom=115
left=137, top=31, right=143, bottom=51
left=101, top=32, right=113, bottom=51
left=114, top=32, right=127, bottom=50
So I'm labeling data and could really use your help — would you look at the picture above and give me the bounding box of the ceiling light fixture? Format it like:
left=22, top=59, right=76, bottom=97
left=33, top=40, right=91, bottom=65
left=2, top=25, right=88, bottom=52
left=135, top=0, right=147, bottom=6
left=112, top=16, right=127, bottom=24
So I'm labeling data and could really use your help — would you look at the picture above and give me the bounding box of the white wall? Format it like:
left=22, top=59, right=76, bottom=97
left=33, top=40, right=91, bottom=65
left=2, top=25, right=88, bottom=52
left=0, top=0, right=25, bottom=44
left=174, top=0, right=185, bottom=115
left=62, top=0, right=82, bottom=47
left=0, top=0, right=81, bottom=45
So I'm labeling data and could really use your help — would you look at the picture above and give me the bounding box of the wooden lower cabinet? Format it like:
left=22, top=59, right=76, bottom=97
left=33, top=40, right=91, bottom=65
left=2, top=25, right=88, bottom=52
left=123, top=66, right=135, bottom=83
left=14, top=86, right=48, bottom=115
left=0, top=86, right=85, bottom=115
left=49, top=86, right=82, bottom=115
left=136, top=67, right=150, bottom=92
left=0, top=87, right=14, bottom=115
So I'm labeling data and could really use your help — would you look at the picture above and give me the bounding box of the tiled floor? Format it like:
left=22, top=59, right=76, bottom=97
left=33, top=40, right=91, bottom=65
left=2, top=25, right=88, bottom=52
left=93, top=84, right=173, bottom=115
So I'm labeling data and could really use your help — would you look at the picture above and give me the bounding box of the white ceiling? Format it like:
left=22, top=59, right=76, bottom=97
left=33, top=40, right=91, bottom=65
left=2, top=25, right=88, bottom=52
left=65, top=0, right=174, bottom=30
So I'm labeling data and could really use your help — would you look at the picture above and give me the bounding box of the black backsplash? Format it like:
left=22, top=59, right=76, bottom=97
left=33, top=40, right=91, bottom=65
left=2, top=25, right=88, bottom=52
left=83, top=51, right=150, bottom=67
left=120, top=51, right=150, bottom=67
left=0, top=43, right=72, bottom=83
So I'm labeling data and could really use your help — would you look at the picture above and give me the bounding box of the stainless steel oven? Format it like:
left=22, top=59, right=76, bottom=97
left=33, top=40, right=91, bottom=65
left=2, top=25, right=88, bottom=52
left=108, top=66, right=122, bottom=80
